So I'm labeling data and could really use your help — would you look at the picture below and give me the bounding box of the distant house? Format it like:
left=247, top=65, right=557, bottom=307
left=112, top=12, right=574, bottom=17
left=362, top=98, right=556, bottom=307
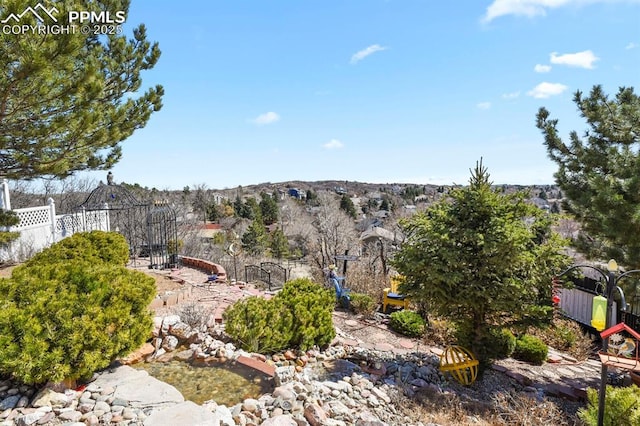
left=360, top=226, right=397, bottom=244
left=287, top=188, right=306, bottom=200
left=198, top=223, right=222, bottom=241
left=530, top=197, right=551, bottom=210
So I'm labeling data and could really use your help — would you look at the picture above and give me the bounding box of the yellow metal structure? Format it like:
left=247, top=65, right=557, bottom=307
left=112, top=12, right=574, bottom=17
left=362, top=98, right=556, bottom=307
left=382, top=275, right=410, bottom=313
left=439, top=345, right=479, bottom=385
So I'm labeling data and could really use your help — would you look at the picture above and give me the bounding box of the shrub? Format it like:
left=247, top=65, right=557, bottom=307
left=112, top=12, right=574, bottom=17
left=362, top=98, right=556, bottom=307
left=350, top=292, right=376, bottom=317
left=25, top=231, right=129, bottom=267
left=224, top=278, right=335, bottom=353
left=489, top=328, right=516, bottom=359
left=275, top=278, right=336, bottom=350
left=223, top=297, right=293, bottom=353
left=530, top=317, right=595, bottom=361
left=177, top=302, right=212, bottom=330
left=513, top=334, right=548, bottom=365
left=578, top=385, right=640, bottom=426
left=0, top=262, right=155, bottom=385
left=389, top=310, right=426, bottom=337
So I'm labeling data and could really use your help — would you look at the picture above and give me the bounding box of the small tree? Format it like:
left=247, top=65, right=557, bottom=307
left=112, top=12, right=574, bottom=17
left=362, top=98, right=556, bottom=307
left=340, top=194, right=357, bottom=219
left=259, top=192, right=279, bottom=225
left=391, top=160, right=569, bottom=368
left=269, top=228, right=289, bottom=259
left=242, top=218, right=267, bottom=256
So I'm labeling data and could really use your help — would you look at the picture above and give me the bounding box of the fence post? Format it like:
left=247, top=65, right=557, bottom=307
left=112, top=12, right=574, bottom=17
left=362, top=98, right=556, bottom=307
left=48, top=198, right=57, bottom=244
left=0, top=179, right=10, bottom=210
left=103, top=203, right=110, bottom=231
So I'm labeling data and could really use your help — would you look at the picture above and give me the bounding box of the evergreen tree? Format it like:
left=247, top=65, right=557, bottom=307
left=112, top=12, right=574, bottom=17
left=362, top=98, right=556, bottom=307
left=339, top=194, right=357, bottom=219
left=392, top=160, right=569, bottom=369
left=269, top=228, right=289, bottom=259
left=537, top=85, right=640, bottom=267
left=241, top=218, right=267, bottom=256
left=0, top=0, right=163, bottom=180
left=380, top=198, right=390, bottom=211
left=259, top=192, right=279, bottom=225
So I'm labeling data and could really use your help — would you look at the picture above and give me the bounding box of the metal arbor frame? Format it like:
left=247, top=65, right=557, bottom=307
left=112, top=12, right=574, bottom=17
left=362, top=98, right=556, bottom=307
left=146, top=201, right=178, bottom=270
left=76, top=182, right=178, bottom=270
left=77, top=182, right=148, bottom=258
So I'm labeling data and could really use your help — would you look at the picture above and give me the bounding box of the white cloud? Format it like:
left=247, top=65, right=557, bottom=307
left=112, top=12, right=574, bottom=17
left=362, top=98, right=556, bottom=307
left=323, top=139, right=344, bottom=149
left=481, top=0, right=640, bottom=23
left=251, top=111, right=280, bottom=125
left=626, top=42, right=638, bottom=50
left=550, top=50, right=599, bottom=69
left=527, top=82, right=568, bottom=98
left=350, top=44, right=387, bottom=64
left=502, top=91, right=520, bottom=99
left=477, top=102, right=491, bottom=110
left=534, top=64, right=552, bottom=73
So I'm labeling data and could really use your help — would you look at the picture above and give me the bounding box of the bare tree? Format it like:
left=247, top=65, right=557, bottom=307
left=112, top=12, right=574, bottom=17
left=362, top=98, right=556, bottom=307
left=309, top=192, right=359, bottom=269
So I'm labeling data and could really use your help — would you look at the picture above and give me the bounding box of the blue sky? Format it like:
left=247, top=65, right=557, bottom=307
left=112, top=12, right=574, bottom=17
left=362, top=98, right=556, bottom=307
left=87, top=0, right=639, bottom=190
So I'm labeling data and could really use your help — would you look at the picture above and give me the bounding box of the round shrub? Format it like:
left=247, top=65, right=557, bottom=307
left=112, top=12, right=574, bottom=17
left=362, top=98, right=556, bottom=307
left=25, top=231, right=130, bottom=267
left=223, top=297, right=293, bottom=353
left=0, top=262, right=155, bottom=385
left=489, top=328, right=517, bottom=359
left=349, top=293, right=376, bottom=317
left=275, top=278, right=336, bottom=350
left=389, top=310, right=426, bottom=337
left=513, top=334, right=548, bottom=365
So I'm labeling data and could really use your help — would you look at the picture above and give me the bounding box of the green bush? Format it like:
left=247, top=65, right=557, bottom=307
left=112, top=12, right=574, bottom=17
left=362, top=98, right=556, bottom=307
left=223, top=297, right=293, bottom=353
left=25, top=231, right=130, bottom=267
left=0, top=262, right=155, bottom=385
left=578, top=385, right=640, bottom=426
left=275, top=278, right=336, bottom=350
left=490, top=328, right=517, bottom=359
left=513, top=334, right=548, bottom=365
left=389, top=310, right=426, bottom=337
left=349, top=293, right=376, bottom=317
left=224, top=278, right=335, bottom=353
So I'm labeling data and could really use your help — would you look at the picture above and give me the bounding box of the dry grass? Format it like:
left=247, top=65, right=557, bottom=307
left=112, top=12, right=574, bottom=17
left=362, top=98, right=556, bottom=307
left=394, top=385, right=581, bottom=426
left=529, top=317, right=596, bottom=361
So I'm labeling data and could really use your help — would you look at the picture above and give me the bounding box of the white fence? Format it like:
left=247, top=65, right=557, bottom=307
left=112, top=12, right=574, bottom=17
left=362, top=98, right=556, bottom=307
left=559, top=287, right=616, bottom=328
left=0, top=180, right=109, bottom=262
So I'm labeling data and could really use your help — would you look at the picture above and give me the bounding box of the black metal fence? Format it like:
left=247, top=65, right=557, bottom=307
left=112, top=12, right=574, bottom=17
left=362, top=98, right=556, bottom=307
left=244, top=262, right=289, bottom=291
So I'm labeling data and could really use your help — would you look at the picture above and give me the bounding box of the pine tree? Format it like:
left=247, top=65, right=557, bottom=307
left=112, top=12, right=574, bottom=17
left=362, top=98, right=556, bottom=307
left=241, top=218, right=267, bottom=256
left=259, top=192, right=279, bottom=225
left=269, top=228, right=289, bottom=259
left=392, top=160, right=569, bottom=368
left=537, top=85, right=640, bottom=267
left=0, top=0, right=163, bottom=180
left=339, top=194, right=357, bottom=219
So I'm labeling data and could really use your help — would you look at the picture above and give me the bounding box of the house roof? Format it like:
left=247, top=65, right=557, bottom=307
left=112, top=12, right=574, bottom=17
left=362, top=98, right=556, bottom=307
left=360, top=226, right=396, bottom=242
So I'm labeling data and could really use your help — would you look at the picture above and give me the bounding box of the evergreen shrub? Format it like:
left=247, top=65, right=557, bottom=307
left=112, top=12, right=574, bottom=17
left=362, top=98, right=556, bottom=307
left=25, top=231, right=129, bottom=267
left=0, top=262, right=155, bottom=385
left=489, top=328, right=516, bottom=359
left=222, top=297, right=293, bottom=353
left=224, top=278, right=335, bottom=353
left=578, top=385, right=640, bottom=426
left=513, top=334, right=548, bottom=365
left=349, top=293, right=376, bottom=317
left=389, top=310, right=426, bottom=337
left=275, top=278, right=336, bottom=350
